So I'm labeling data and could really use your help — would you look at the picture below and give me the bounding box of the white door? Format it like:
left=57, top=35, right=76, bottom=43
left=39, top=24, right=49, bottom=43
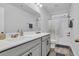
left=0, top=7, right=4, bottom=32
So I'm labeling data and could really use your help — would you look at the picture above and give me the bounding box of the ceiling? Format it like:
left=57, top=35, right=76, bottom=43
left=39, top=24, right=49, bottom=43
left=42, top=3, right=72, bottom=15
left=9, top=3, right=40, bottom=17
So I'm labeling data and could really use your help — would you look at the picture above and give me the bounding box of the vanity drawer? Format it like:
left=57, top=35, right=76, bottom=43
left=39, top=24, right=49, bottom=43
left=0, top=43, right=29, bottom=56
left=0, top=38, right=41, bottom=56
left=26, top=38, right=41, bottom=50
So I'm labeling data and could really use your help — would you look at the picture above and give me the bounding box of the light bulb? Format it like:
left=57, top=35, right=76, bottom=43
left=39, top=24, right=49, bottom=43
left=35, top=3, right=43, bottom=7
left=39, top=4, right=43, bottom=7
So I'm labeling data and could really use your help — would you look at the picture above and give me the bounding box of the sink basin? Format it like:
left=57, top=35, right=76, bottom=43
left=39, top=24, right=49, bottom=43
left=22, top=34, right=38, bottom=38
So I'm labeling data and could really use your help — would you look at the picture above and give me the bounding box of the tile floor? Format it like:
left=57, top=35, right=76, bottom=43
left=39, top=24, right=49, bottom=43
left=48, top=45, right=73, bottom=56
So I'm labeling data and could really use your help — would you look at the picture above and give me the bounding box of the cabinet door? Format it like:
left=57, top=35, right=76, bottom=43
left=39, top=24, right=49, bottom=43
left=31, top=44, right=41, bottom=56
left=42, top=40, right=47, bottom=56
left=22, top=44, right=41, bottom=56
left=46, top=37, right=51, bottom=55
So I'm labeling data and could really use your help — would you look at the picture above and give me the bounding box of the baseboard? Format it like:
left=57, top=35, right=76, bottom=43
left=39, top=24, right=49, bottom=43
left=55, top=44, right=70, bottom=48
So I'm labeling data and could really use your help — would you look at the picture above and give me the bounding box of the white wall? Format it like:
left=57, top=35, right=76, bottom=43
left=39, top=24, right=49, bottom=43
left=70, top=4, right=79, bottom=40
left=0, top=7, right=4, bottom=32
left=0, top=4, right=38, bottom=33
left=48, top=20, right=55, bottom=39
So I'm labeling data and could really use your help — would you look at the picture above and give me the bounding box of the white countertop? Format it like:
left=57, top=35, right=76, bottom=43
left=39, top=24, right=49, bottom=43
left=0, top=32, right=50, bottom=52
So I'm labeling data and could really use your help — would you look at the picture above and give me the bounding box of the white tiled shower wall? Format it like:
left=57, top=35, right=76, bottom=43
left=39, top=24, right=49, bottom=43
left=70, top=4, right=79, bottom=41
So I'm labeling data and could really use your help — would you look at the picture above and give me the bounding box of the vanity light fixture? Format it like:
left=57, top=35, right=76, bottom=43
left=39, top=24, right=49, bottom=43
left=39, top=4, right=43, bottom=7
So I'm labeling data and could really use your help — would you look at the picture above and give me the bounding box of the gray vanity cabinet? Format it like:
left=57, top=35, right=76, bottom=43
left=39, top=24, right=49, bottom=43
left=42, top=35, right=50, bottom=56
left=0, top=34, right=50, bottom=56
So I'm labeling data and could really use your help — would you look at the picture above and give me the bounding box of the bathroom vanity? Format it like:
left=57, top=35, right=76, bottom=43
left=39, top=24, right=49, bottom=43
left=0, top=32, right=50, bottom=56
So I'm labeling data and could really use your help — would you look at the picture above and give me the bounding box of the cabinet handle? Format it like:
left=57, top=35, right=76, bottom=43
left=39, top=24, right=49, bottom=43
left=27, top=52, right=32, bottom=56
left=30, top=52, right=32, bottom=56
left=47, top=40, right=48, bottom=45
left=28, top=54, right=30, bottom=56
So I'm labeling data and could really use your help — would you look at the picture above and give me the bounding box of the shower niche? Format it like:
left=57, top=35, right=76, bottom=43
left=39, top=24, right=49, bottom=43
left=68, top=20, right=73, bottom=28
